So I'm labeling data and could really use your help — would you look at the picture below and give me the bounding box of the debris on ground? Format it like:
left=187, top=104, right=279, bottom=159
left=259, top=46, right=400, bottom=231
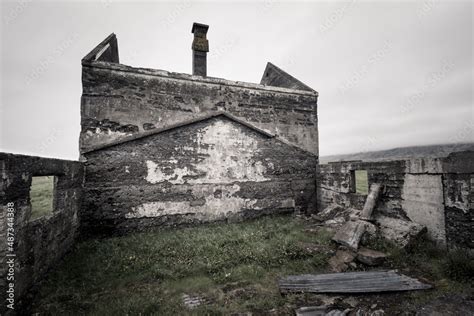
left=313, top=205, right=361, bottom=229
left=360, top=183, right=382, bottom=221
left=330, top=184, right=383, bottom=250
left=328, top=249, right=357, bottom=272
left=279, top=270, right=432, bottom=294
left=295, top=306, right=352, bottom=316
left=332, top=220, right=369, bottom=250
left=319, top=181, right=428, bottom=252
left=374, top=215, right=427, bottom=249
left=355, top=308, right=385, bottom=316
left=182, top=293, right=209, bottom=309
left=313, top=204, right=346, bottom=222
left=356, top=248, right=387, bottom=266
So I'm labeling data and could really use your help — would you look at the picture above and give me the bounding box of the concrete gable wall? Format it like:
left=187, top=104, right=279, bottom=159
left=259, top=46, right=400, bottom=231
left=82, top=117, right=318, bottom=234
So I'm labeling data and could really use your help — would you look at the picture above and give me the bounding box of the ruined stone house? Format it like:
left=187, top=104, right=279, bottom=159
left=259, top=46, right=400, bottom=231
left=0, top=23, right=472, bottom=310
left=79, top=23, right=319, bottom=234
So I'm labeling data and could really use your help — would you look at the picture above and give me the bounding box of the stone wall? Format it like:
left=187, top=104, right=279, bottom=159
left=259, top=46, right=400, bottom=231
left=0, top=153, right=84, bottom=311
left=82, top=115, right=318, bottom=234
left=318, top=151, right=473, bottom=250
left=80, top=60, right=319, bottom=156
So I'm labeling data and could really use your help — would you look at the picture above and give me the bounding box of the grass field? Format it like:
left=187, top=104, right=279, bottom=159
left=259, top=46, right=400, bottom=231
left=355, top=170, right=368, bottom=195
left=31, top=216, right=334, bottom=315
left=29, top=176, right=55, bottom=221
left=29, top=215, right=472, bottom=315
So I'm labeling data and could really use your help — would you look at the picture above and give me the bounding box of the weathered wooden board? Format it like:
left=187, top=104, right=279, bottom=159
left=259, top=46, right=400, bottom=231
left=279, top=270, right=432, bottom=294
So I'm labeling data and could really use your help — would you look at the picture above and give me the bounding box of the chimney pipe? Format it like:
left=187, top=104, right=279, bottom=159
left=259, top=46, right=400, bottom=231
left=191, top=22, right=209, bottom=76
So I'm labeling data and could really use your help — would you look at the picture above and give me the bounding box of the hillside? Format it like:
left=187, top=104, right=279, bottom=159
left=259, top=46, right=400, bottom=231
left=320, top=143, right=474, bottom=164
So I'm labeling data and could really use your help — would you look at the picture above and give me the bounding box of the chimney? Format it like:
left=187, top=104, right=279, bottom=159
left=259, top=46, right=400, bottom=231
left=191, top=22, right=209, bottom=76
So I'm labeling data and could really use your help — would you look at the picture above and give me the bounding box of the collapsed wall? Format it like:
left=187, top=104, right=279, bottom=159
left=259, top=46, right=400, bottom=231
left=318, top=151, right=474, bottom=250
left=0, top=153, right=84, bottom=311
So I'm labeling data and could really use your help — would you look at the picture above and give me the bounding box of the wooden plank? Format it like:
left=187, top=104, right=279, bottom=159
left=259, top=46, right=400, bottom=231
left=279, top=270, right=432, bottom=294
left=360, top=183, right=382, bottom=220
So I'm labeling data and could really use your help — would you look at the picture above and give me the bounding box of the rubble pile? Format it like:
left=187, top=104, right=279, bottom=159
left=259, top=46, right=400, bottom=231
left=314, top=183, right=427, bottom=271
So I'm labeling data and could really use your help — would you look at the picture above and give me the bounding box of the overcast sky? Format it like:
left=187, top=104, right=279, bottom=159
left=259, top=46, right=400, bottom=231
left=1, top=0, right=472, bottom=160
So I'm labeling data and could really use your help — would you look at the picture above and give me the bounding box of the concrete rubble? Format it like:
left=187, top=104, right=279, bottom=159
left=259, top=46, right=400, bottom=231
left=332, top=220, right=369, bottom=251
left=375, top=215, right=427, bottom=249
left=322, top=198, right=426, bottom=251
left=317, top=182, right=428, bottom=270
left=329, top=249, right=357, bottom=272
left=356, top=248, right=387, bottom=266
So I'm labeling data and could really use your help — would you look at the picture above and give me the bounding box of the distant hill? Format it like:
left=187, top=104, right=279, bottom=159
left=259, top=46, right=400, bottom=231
left=319, top=143, right=474, bottom=164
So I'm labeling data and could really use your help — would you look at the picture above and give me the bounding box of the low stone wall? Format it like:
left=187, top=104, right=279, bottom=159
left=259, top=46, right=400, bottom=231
left=0, top=153, right=84, bottom=312
left=318, top=151, right=473, bottom=250
left=82, top=115, right=318, bottom=235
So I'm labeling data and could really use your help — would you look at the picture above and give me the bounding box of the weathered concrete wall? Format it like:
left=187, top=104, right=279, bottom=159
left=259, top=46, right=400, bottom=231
left=319, top=160, right=406, bottom=218
left=82, top=115, right=318, bottom=234
left=402, top=174, right=445, bottom=246
left=440, top=151, right=474, bottom=250
left=0, top=153, right=84, bottom=311
left=80, top=61, right=318, bottom=156
left=318, top=151, right=474, bottom=250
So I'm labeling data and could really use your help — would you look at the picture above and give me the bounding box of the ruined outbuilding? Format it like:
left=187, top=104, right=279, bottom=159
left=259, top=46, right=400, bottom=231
left=79, top=24, right=319, bottom=233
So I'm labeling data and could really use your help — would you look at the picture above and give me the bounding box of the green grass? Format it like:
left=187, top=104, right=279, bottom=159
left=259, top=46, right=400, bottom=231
left=31, top=215, right=334, bottom=315
left=355, top=170, right=368, bottom=195
left=30, top=215, right=472, bottom=315
left=364, top=235, right=473, bottom=310
left=30, top=176, right=55, bottom=221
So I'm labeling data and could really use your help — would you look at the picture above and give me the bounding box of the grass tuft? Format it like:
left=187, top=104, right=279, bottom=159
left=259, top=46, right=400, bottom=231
left=442, top=249, right=474, bottom=282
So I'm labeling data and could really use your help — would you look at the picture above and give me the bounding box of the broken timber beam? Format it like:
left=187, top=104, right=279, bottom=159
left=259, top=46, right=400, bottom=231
left=279, top=270, right=432, bottom=294
left=360, top=183, right=382, bottom=221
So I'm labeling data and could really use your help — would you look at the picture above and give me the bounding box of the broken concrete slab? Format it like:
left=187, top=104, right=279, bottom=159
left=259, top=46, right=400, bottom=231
left=375, top=215, right=427, bottom=249
left=314, top=204, right=345, bottom=222
left=347, top=208, right=362, bottom=221
left=356, top=248, right=387, bottom=266
left=329, top=250, right=357, bottom=272
left=332, top=220, right=368, bottom=250
left=360, top=183, right=382, bottom=221
left=360, top=221, right=378, bottom=246
left=324, top=217, right=346, bottom=227
left=279, top=270, right=432, bottom=294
